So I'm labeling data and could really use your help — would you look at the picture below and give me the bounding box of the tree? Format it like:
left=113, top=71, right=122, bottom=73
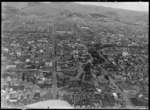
left=83, top=63, right=91, bottom=72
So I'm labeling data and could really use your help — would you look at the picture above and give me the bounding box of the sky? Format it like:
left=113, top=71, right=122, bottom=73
left=43, top=2, right=148, bottom=12
left=2, top=2, right=149, bottom=12
left=76, top=2, right=149, bottom=12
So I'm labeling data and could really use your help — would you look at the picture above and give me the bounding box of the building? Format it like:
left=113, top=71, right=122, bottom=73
left=114, top=75, right=126, bottom=82
left=55, top=31, right=73, bottom=35
left=122, top=51, right=128, bottom=56
left=9, top=91, right=19, bottom=103
left=57, top=66, right=61, bottom=71
left=112, top=92, right=118, bottom=100
left=45, top=61, right=52, bottom=67
left=118, top=82, right=137, bottom=95
left=97, top=75, right=109, bottom=84
left=5, top=65, right=16, bottom=69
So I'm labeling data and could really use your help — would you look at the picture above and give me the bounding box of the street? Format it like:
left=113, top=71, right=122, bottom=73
left=98, top=53, right=133, bottom=107
left=51, top=23, right=57, bottom=99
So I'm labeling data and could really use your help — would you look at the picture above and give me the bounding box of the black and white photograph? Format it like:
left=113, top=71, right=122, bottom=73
left=1, top=2, right=149, bottom=109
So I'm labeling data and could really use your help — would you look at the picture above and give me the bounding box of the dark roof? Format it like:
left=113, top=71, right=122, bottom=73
left=34, top=92, right=40, bottom=98
left=118, top=82, right=135, bottom=90
left=130, top=98, right=148, bottom=106
left=10, top=85, right=24, bottom=90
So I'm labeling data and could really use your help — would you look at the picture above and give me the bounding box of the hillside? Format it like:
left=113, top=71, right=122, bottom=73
left=2, top=2, right=148, bottom=35
left=3, top=2, right=148, bottom=18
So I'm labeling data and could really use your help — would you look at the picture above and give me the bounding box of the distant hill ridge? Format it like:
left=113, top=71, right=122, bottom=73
left=3, top=2, right=148, bottom=18
left=2, top=2, right=148, bottom=36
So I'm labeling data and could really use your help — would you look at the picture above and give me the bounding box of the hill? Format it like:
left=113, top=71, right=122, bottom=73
left=3, top=2, right=148, bottom=18
left=2, top=2, right=148, bottom=35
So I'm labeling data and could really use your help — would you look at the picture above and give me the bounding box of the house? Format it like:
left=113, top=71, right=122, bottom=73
left=80, top=26, right=89, bottom=29
left=112, top=92, right=118, bottom=100
left=118, top=82, right=137, bottom=95
left=122, top=51, right=128, bottom=56
left=2, top=47, right=9, bottom=52
left=56, top=66, right=61, bottom=71
left=5, top=65, right=16, bottom=69
left=114, top=75, right=126, bottom=82
left=96, top=88, right=102, bottom=93
left=101, top=49, right=121, bottom=56
left=26, top=59, right=30, bottom=63
left=9, top=91, right=19, bottom=103
left=45, top=61, right=52, bottom=67
left=2, top=56, right=7, bottom=62
left=98, top=75, right=109, bottom=84
left=56, top=31, right=73, bottom=35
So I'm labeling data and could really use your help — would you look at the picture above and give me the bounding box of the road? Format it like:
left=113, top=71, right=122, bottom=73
left=73, top=26, right=93, bottom=80
left=98, top=53, right=133, bottom=108
left=51, top=23, right=57, bottom=99
left=2, top=31, right=51, bottom=33
left=73, top=25, right=133, bottom=108
left=75, top=64, right=84, bottom=79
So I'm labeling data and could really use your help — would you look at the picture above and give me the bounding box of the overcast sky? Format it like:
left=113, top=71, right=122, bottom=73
left=3, top=2, right=148, bottom=12
left=76, top=2, right=149, bottom=12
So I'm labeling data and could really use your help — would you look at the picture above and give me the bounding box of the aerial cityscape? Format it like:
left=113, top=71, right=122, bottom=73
left=1, top=2, right=149, bottom=109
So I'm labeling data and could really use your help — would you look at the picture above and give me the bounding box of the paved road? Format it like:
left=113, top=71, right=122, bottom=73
left=75, top=64, right=84, bottom=79
left=2, top=31, right=51, bottom=33
left=98, top=54, right=133, bottom=108
left=73, top=27, right=93, bottom=80
left=74, top=25, right=133, bottom=107
left=96, top=44, right=146, bottom=50
left=51, top=23, right=57, bottom=99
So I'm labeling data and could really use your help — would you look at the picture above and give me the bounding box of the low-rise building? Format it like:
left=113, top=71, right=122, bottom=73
left=5, top=65, right=16, bottom=69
